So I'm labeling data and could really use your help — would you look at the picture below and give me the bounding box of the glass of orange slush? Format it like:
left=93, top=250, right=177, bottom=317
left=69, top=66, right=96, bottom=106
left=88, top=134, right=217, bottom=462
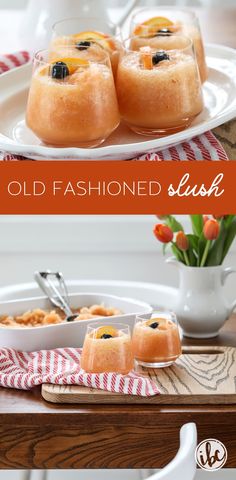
left=130, top=8, right=208, bottom=83
left=81, top=323, right=134, bottom=374
left=132, top=311, right=182, bottom=368
left=26, top=48, right=120, bottom=148
left=116, top=35, right=203, bottom=137
left=50, top=17, right=123, bottom=76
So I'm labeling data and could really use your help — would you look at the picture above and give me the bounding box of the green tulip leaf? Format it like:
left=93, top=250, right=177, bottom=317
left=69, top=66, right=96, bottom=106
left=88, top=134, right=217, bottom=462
left=206, top=222, right=227, bottom=266
left=187, top=234, right=199, bottom=252
left=190, top=215, right=204, bottom=237
left=224, top=215, right=236, bottom=227
left=188, top=248, right=197, bottom=267
left=197, top=234, right=207, bottom=267
left=171, top=243, right=184, bottom=263
left=166, top=215, right=184, bottom=233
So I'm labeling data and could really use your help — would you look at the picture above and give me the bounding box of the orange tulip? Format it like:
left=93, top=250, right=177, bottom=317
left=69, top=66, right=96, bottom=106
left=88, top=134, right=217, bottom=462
left=153, top=224, right=173, bottom=243
left=176, top=231, right=189, bottom=251
left=203, top=219, right=220, bottom=241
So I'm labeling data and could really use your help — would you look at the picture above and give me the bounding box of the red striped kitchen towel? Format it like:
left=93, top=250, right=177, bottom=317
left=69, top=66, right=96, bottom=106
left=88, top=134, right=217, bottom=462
left=0, top=347, right=160, bottom=396
left=0, top=51, right=228, bottom=161
left=0, top=51, right=30, bottom=74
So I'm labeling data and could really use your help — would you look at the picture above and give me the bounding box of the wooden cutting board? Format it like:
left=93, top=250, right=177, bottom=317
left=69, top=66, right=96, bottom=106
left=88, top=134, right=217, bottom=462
left=41, top=346, right=236, bottom=405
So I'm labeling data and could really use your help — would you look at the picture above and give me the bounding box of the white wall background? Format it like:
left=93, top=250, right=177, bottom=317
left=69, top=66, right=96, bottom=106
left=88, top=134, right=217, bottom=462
left=0, top=215, right=235, bottom=302
left=1, top=0, right=235, bottom=54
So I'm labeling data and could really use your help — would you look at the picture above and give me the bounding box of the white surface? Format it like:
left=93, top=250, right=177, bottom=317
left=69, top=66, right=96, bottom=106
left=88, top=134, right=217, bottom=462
left=0, top=44, right=235, bottom=159
left=0, top=291, right=152, bottom=350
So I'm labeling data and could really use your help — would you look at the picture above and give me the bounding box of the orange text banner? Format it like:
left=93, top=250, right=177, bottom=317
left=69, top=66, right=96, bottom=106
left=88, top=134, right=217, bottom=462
left=0, top=161, right=234, bottom=214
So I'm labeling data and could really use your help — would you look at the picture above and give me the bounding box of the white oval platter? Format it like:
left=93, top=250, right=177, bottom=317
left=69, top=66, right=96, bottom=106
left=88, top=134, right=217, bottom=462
left=0, top=44, right=235, bottom=160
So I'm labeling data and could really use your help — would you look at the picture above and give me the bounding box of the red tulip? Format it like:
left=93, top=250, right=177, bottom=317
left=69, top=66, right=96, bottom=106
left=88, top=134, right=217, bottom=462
left=203, top=219, right=220, bottom=241
left=203, top=215, right=209, bottom=224
left=176, top=231, right=189, bottom=251
left=153, top=224, right=173, bottom=244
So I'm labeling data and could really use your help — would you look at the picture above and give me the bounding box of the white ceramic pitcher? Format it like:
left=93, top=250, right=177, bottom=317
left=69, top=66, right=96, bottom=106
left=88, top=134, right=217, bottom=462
left=167, top=257, right=236, bottom=338
left=19, top=0, right=137, bottom=52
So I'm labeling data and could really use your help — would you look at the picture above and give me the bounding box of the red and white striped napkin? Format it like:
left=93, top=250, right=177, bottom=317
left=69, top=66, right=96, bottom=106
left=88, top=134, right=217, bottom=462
left=0, top=51, right=30, bottom=74
left=0, top=347, right=160, bottom=397
left=0, top=51, right=228, bottom=161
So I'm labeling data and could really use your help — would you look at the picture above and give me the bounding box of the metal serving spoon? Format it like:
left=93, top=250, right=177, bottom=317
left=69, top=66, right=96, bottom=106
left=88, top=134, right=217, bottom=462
left=34, top=271, right=79, bottom=322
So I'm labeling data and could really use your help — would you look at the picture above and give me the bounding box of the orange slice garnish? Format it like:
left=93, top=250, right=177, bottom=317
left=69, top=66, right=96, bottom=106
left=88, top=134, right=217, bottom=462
left=51, top=57, right=89, bottom=75
left=140, top=47, right=153, bottom=70
left=134, top=16, right=174, bottom=36
left=95, top=326, right=118, bottom=339
left=73, top=30, right=116, bottom=52
left=143, top=16, right=173, bottom=27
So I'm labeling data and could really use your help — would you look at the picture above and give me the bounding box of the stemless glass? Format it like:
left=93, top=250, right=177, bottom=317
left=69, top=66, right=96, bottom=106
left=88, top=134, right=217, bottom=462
left=130, top=7, right=208, bottom=83
left=26, top=49, right=120, bottom=148
left=116, top=36, right=204, bottom=137
left=81, top=322, right=134, bottom=374
left=132, top=311, right=182, bottom=368
left=51, top=17, right=123, bottom=75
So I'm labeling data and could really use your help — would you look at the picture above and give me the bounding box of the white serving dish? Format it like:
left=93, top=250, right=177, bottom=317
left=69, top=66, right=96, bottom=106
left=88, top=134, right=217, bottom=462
left=0, top=279, right=178, bottom=307
left=0, top=292, right=152, bottom=351
left=0, top=44, right=235, bottom=160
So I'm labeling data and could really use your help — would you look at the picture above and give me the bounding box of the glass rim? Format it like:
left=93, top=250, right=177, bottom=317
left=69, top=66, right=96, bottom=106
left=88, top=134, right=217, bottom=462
left=51, top=35, right=123, bottom=49
left=135, top=310, right=177, bottom=322
left=34, top=47, right=111, bottom=67
left=123, top=34, right=193, bottom=54
left=87, top=321, right=130, bottom=331
left=131, top=6, right=198, bottom=26
left=52, top=16, right=121, bottom=36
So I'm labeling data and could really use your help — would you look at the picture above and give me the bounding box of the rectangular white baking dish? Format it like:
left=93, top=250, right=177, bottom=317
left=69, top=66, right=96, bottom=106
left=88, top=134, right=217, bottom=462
left=0, top=292, right=152, bottom=351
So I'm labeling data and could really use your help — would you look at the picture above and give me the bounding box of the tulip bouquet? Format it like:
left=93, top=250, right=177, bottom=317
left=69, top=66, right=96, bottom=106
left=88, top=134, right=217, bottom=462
left=153, top=215, right=236, bottom=267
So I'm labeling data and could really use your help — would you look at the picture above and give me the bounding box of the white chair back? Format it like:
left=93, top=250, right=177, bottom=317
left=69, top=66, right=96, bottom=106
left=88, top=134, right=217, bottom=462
left=28, top=472, right=47, bottom=480
left=146, top=423, right=197, bottom=480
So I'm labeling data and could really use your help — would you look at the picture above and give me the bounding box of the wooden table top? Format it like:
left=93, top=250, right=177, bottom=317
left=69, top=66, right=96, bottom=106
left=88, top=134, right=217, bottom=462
left=0, top=315, right=236, bottom=470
